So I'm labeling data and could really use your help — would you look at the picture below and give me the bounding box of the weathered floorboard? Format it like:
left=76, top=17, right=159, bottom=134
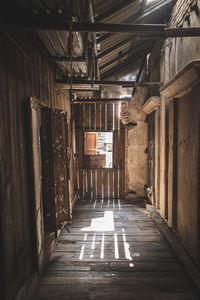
left=32, top=199, right=198, bottom=299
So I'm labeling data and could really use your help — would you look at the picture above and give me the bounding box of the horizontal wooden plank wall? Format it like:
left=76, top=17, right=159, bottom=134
left=75, top=103, right=125, bottom=199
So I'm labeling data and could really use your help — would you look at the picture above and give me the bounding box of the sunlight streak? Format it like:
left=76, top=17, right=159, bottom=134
left=118, top=199, right=121, bottom=210
left=113, top=199, right=115, bottom=208
left=91, top=233, right=96, bottom=250
left=122, top=228, right=132, bottom=260
left=79, top=245, right=85, bottom=260
left=93, top=199, right=97, bottom=209
left=114, top=233, right=119, bottom=259
left=100, top=233, right=105, bottom=259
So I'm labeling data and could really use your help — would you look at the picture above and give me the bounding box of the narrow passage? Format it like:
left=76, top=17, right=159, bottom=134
left=33, top=199, right=198, bottom=299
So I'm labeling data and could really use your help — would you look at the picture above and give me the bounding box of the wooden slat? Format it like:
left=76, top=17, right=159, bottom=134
left=79, top=169, right=83, bottom=198
left=74, top=104, right=79, bottom=129
left=119, top=169, right=125, bottom=198
left=96, top=104, right=100, bottom=130
left=119, top=125, right=125, bottom=169
left=78, top=130, right=83, bottom=168
left=92, top=169, right=96, bottom=199
left=103, top=169, right=108, bottom=199
left=97, top=169, right=102, bottom=199
left=107, top=103, right=113, bottom=130
left=87, top=170, right=92, bottom=199
left=109, top=170, right=114, bottom=199
left=114, top=103, right=119, bottom=130
left=91, top=104, right=95, bottom=129
left=114, top=169, right=118, bottom=198
left=85, top=104, right=90, bottom=129
left=83, top=170, right=87, bottom=198
left=79, top=104, right=83, bottom=129
left=101, top=104, right=105, bottom=130
left=113, top=130, right=119, bottom=168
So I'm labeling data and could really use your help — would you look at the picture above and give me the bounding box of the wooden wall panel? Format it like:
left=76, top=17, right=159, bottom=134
left=91, top=104, right=95, bottom=129
left=96, top=104, right=101, bottom=130
left=0, top=30, right=71, bottom=300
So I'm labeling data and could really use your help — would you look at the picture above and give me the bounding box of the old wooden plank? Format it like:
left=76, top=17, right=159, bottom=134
left=100, top=104, right=105, bottom=130
left=107, top=103, right=113, bottom=130
left=97, top=169, right=102, bottom=199
left=109, top=170, right=114, bottom=199
left=103, top=169, right=108, bottom=199
left=96, top=104, right=100, bottom=130
left=91, top=104, right=95, bottom=129
left=84, top=104, right=90, bottom=129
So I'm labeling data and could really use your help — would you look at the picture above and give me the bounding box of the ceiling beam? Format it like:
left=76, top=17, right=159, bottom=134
left=50, top=56, right=86, bottom=62
left=95, top=0, right=137, bottom=22
left=1, top=19, right=200, bottom=37
left=0, top=19, right=166, bottom=32
left=56, top=79, right=161, bottom=87
left=72, top=97, right=131, bottom=104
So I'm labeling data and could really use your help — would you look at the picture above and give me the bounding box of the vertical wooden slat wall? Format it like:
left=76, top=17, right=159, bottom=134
left=75, top=103, right=125, bottom=199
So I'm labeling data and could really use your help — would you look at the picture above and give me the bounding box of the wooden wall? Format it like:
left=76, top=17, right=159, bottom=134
left=74, top=103, right=125, bottom=199
left=0, top=30, right=71, bottom=300
left=176, top=86, right=200, bottom=265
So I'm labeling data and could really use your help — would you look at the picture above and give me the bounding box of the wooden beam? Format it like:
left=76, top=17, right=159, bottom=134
left=72, top=97, right=131, bottom=104
left=50, top=56, right=86, bottom=62
left=56, top=79, right=161, bottom=87
left=0, top=19, right=166, bottom=32
left=1, top=18, right=200, bottom=37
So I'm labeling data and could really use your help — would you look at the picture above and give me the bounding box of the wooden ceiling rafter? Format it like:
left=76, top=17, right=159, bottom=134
left=56, top=78, right=161, bottom=87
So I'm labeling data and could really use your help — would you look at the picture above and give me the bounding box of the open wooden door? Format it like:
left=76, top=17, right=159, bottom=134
left=28, top=99, right=70, bottom=270
left=51, top=109, right=70, bottom=232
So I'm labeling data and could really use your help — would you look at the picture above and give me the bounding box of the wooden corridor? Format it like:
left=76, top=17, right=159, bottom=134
left=33, top=199, right=198, bottom=300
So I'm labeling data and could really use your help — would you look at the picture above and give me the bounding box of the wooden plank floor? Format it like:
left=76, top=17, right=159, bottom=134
left=33, top=198, right=198, bottom=299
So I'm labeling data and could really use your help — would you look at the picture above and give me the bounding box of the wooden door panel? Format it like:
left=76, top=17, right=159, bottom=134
left=51, top=110, right=69, bottom=229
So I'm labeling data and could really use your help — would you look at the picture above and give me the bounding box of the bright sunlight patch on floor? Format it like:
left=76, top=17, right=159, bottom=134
left=81, top=211, right=114, bottom=232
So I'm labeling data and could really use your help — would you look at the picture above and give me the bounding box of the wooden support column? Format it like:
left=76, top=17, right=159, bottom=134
left=159, top=95, right=166, bottom=219
left=168, top=99, right=177, bottom=229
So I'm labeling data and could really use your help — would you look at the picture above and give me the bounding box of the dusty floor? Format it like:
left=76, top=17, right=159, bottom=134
left=33, top=198, right=198, bottom=299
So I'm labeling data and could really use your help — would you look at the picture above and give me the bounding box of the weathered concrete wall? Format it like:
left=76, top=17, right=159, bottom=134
left=0, top=30, right=71, bottom=300
left=125, top=88, right=149, bottom=199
